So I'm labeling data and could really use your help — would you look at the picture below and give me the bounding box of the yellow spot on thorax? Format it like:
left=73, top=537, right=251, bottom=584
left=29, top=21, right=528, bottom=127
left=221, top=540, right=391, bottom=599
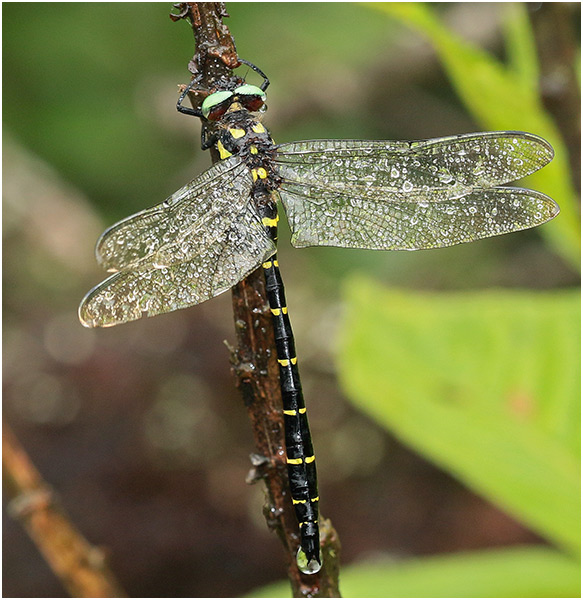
left=250, top=145, right=258, bottom=154
left=217, top=140, right=232, bottom=159
left=229, top=127, right=246, bottom=139
left=252, top=122, right=265, bottom=134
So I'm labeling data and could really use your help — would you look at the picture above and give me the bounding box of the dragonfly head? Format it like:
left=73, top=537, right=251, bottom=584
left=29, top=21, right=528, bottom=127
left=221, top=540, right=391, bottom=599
left=201, top=84, right=266, bottom=121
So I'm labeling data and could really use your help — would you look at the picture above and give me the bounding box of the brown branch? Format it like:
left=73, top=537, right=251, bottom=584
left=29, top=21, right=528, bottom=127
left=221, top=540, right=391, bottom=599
left=171, top=3, right=341, bottom=596
left=529, top=3, right=581, bottom=195
left=3, top=423, right=126, bottom=598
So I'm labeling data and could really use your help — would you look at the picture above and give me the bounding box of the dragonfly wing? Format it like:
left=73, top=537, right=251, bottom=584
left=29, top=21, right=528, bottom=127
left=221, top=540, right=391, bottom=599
left=96, top=156, right=251, bottom=272
left=279, top=184, right=559, bottom=250
left=80, top=189, right=276, bottom=328
left=276, top=132, right=554, bottom=197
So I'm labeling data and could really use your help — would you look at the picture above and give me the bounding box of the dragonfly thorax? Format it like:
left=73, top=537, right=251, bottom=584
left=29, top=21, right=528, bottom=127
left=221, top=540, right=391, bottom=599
left=215, top=110, right=278, bottom=182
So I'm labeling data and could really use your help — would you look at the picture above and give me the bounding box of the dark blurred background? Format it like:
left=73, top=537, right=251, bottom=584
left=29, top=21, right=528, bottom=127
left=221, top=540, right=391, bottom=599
left=3, top=3, right=579, bottom=597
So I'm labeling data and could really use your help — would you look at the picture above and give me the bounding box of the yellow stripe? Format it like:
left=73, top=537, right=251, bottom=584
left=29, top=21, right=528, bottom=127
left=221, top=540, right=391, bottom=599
left=298, top=408, right=306, bottom=414
left=252, top=169, right=258, bottom=182
left=273, top=259, right=279, bottom=267
left=287, top=458, right=303, bottom=465
left=229, top=127, right=246, bottom=139
left=291, top=357, right=297, bottom=365
left=282, top=306, right=287, bottom=314
left=217, top=140, right=232, bottom=159
left=262, top=216, right=278, bottom=227
left=262, top=261, right=272, bottom=269
left=305, top=455, right=316, bottom=464
left=271, top=308, right=280, bottom=316
left=311, top=496, right=319, bottom=503
left=278, top=359, right=290, bottom=366
left=283, top=409, right=297, bottom=416
left=252, top=122, right=266, bottom=134
left=292, top=498, right=307, bottom=505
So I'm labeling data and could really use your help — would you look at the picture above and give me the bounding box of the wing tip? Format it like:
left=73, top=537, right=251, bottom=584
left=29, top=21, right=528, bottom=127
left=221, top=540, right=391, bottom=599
left=78, top=277, right=120, bottom=329
left=505, top=130, right=555, bottom=166
left=78, top=302, right=96, bottom=328
left=548, top=196, right=561, bottom=220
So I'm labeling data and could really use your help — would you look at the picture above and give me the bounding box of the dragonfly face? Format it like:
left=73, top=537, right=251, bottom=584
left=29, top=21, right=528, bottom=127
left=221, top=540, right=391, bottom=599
left=79, top=58, right=558, bottom=574
left=201, top=84, right=267, bottom=120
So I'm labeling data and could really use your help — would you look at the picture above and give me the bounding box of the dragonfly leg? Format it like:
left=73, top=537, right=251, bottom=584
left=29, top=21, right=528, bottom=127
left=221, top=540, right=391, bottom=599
left=238, top=58, right=270, bottom=92
left=176, top=78, right=204, bottom=118
left=201, top=128, right=218, bottom=150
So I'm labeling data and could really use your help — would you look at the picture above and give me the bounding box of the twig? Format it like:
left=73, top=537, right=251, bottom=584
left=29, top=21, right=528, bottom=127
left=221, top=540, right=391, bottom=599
left=2, top=423, right=126, bottom=598
left=528, top=3, right=581, bottom=194
left=171, top=3, right=341, bottom=596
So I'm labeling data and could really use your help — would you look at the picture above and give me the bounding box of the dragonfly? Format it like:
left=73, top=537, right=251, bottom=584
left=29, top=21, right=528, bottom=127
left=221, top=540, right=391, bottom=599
left=79, top=58, right=559, bottom=574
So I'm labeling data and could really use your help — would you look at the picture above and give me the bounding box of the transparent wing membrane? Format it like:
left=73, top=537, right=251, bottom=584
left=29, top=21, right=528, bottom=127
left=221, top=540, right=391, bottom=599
left=80, top=159, right=276, bottom=327
left=276, top=132, right=557, bottom=250
left=80, top=130, right=557, bottom=327
left=96, top=157, right=252, bottom=272
left=276, top=132, right=554, bottom=196
left=279, top=185, right=558, bottom=250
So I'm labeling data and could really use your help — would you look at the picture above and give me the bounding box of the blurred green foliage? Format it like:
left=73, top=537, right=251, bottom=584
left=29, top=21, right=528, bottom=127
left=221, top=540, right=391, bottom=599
left=251, top=546, right=580, bottom=597
left=331, top=4, right=580, bottom=598
left=371, top=2, right=580, bottom=269
left=340, top=280, right=580, bottom=552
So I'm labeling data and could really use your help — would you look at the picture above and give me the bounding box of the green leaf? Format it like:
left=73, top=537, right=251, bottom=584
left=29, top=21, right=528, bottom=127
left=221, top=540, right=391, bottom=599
left=502, top=3, right=539, bottom=87
left=338, top=278, right=580, bottom=555
left=367, top=2, right=580, bottom=270
left=249, top=546, right=580, bottom=598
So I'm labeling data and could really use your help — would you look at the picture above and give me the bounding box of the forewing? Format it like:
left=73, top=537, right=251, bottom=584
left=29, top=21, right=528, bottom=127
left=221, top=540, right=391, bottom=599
left=279, top=184, right=559, bottom=250
left=276, top=132, right=554, bottom=197
left=96, top=156, right=250, bottom=272
left=79, top=201, right=276, bottom=327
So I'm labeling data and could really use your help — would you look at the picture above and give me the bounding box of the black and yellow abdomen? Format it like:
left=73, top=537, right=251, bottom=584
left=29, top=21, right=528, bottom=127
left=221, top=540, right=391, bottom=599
left=213, top=107, right=321, bottom=571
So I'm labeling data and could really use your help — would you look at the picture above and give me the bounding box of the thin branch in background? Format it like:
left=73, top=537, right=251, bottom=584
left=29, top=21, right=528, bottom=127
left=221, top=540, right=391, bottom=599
left=171, top=2, right=341, bottom=596
left=3, top=423, right=126, bottom=598
left=529, top=2, right=581, bottom=195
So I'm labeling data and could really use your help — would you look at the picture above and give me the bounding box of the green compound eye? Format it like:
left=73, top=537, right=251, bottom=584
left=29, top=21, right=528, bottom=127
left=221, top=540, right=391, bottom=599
left=234, top=84, right=266, bottom=100
left=234, top=84, right=267, bottom=113
left=201, top=90, right=234, bottom=119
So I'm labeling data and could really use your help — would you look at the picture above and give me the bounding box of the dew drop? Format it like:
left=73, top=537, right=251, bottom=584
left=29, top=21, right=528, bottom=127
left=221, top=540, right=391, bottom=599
left=296, top=547, right=322, bottom=575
